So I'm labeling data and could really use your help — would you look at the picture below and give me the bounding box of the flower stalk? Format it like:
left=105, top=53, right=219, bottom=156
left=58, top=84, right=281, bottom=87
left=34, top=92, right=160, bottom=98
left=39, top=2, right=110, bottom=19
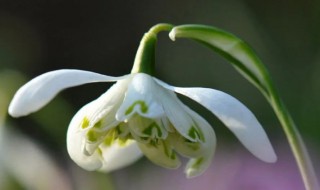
left=131, top=23, right=173, bottom=75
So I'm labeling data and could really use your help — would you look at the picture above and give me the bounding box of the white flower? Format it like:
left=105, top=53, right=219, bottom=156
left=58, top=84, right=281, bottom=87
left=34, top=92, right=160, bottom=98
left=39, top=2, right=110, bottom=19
left=8, top=69, right=276, bottom=178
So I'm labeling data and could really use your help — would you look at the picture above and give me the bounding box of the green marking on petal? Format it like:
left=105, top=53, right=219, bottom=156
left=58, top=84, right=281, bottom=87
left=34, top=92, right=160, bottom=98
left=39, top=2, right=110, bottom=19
left=116, top=124, right=126, bottom=135
left=104, top=129, right=117, bottom=146
left=86, top=130, right=98, bottom=142
left=170, top=152, right=176, bottom=160
left=162, top=140, right=177, bottom=160
left=168, top=133, right=202, bottom=158
left=125, top=100, right=149, bottom=115
left=142, top=122, right=163, bottom=137
left=154, top=123, right=163, bottom=137
left=93, top=120, right=102, bottom=129
left=140, top=136, right=151, bottom=143
left=162, top=141, right=170, bottom=158
left=116, top=125, right=123, bottom=134
left=163, top=143, right=171, bottom=158
left=97, top=147, right=103, bottom=156
left=81, top=117, right=90, bottom=129
left=104, top=135, right=114, bottom=146
left=188, top=126, right=201, bottom=140
left=191, top=157, right=204, bottom=169
left=149, top=139, right=159, bottom=147
left=146, top=139, right=177, bottom=161
left=103, top=126, right=132, bottom=147
left=184, top=138, right=193, bottom=143
left=118, top=137, right=130, bottom=146
left=187, top=125, right=205, bottom=142
left=184, top=139, right=201, bottom=151
left=142, top=126, right=153, bottom=136
left=81, top=117, right=103, bottom=130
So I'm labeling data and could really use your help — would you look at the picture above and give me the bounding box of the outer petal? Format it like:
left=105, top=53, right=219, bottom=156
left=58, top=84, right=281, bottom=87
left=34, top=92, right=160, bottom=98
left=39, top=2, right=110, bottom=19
left=165, top=85, right=277, bottom=163
left=98, top=139, right=143, bottom=172
left=9, top=69, right=129, bottom=117
left=67, top=100, right=104, bottom=171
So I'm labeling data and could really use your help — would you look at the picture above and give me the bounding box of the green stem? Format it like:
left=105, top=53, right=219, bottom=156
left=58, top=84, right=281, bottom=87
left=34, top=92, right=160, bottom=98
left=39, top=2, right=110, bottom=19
left=266, top=82, right=320, bottom=190
left=131, top=23, right=174, bottom=75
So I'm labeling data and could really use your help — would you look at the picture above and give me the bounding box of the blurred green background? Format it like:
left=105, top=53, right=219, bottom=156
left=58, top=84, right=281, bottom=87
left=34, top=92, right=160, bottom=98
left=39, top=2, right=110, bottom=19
left=0, top=0, right=319, bottom=189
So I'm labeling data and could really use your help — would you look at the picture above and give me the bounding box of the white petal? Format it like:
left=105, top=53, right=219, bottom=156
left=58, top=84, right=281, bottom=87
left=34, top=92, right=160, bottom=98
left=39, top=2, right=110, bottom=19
left=9, top=69, right=129, bottom=117
left=183, top=106, right=216, bottom=178
left=98, top=139, right=143, bottom=172
left=168, top=86, right=277, bottom=163
left=67, top=100, right=104, bottom=171
left=116, top=73, right=164, bottom=121
left=127, top=115, right=168, bottom=140
left=78, top=79, right=131, bottom=156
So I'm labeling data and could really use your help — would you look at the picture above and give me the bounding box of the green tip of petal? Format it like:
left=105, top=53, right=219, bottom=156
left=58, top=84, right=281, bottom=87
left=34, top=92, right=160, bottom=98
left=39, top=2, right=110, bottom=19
left=185, top=157, right=205, bottom=178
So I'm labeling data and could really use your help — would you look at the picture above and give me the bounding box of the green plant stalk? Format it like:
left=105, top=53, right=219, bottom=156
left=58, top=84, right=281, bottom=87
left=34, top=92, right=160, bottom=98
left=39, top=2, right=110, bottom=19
left=131, top=23, right=174, bottom=75
left=266, top=82, right=320, bottom=190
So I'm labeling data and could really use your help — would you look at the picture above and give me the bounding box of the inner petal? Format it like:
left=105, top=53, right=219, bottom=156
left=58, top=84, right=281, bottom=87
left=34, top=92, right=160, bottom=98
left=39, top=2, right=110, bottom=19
left=159, top=90, right=204, bottom=143
left=83, top=121, right=133, bottom=156
left=137, top=139, right=181, bottom=169
left=168, top=132, right=203, bottom=158
left=182, top=105, right=217, bottom=178
left=98, top=139, right=143, bottom=172
left=128, top=114, right=168, bottom=140
left=116, top=73, right=165, bottom=121
left=67, top=101, right=104, bottom=171
left=82, top=128, right=109, bottom=156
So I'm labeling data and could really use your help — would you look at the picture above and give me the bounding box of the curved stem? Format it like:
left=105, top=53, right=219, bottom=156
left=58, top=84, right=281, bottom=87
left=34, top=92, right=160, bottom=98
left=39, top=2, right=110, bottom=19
left=267, top=83, right=320, bottom=190
left=131, top=23, right=174, bottom=75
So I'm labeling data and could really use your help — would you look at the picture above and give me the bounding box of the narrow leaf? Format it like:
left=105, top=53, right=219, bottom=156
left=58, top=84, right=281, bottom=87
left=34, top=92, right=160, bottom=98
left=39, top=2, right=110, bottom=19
left=169, top=24, right=272, bottom=96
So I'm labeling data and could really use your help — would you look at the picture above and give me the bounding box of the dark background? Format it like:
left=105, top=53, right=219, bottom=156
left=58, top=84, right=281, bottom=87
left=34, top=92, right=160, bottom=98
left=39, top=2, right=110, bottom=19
left=1, top=0, right=319, bottom=189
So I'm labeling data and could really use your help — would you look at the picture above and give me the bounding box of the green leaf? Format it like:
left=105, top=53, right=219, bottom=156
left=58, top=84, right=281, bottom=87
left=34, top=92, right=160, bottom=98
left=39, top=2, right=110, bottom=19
left=169, top=24, right=272, bottom=97
left=170, top=24, right=320, bottom=189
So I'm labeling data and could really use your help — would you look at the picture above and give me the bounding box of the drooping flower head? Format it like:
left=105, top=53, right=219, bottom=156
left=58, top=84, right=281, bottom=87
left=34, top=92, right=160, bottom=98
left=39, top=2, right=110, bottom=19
left=8, top=24, right=276, bottom=178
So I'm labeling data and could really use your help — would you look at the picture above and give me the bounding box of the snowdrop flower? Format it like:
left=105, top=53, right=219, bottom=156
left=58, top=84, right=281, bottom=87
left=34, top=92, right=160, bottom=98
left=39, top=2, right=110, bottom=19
left=8, top=24, right=276, bottom=178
